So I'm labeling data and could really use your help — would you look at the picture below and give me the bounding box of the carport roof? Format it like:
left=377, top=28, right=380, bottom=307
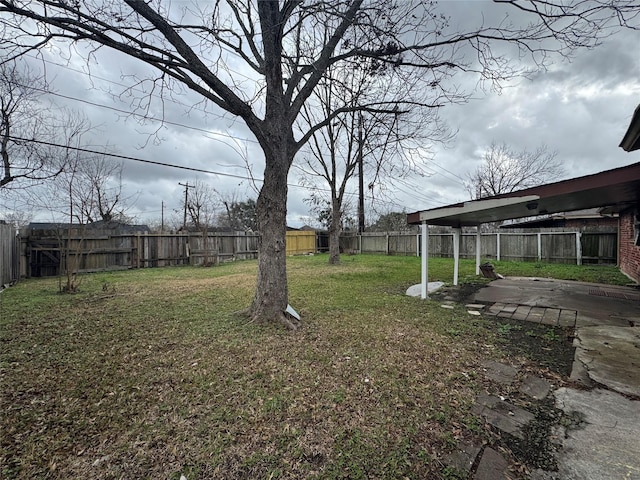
left=407, top=161, right=640, bottom=227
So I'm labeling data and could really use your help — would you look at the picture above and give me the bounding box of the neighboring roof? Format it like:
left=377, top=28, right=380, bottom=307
left=500, top=208, right=617, bottom=228
left=407, top=162, right=640, bottom=227
left=27, top=222, right=77, bottom=230
left=27, top=221, right=151, bottom=233
left=620, top=103, right=640, bottom=152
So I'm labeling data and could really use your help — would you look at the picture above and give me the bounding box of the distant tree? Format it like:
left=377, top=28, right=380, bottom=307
left=369, top=211, right=416, bottom=233
left=218, top=198, right=258, bottom=232
left=181, top=179, right=218, bottom=231
left=71, top=155, right=133, bottom=224
left=304, top=193, right=356, bottom=232
left=0, top=61, right=85, bottom=189
left=465, top=142, right=564, bottom=199
left=0, top=208, right=32, bottom=230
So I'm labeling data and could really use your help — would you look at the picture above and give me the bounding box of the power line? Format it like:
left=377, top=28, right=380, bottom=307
left=5, top=135, right=360, bottom=197
left=26, top=55, right=465, bottom=189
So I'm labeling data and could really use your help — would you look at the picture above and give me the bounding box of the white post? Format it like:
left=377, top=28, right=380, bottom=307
left=421, top=222, right=429, bottom=299
left=475, top=227, right=482, bottom=275
left=453, top=227, right=461, bottom=286
left=537, top=232, right=542, bottom=261
left=496, top=232, right=501, bottom=261
left=576, top=231, right=582, bottom=265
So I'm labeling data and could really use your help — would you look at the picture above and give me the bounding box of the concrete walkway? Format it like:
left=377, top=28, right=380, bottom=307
left=470, top=277, right=640, bottom=479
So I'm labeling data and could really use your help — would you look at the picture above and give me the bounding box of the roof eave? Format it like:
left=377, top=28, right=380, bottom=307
left=620, top=103, right=640, bottom=152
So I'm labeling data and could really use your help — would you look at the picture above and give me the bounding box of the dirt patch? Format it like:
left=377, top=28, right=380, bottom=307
left=431, top=282, right=575, bottom=377
left=429, top=281, right=490, bottom=304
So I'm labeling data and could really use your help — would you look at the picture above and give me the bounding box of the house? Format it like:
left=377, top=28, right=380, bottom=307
left=500, top=208, right=618, bottom=231
left=617, top=103, right=640, bottom=283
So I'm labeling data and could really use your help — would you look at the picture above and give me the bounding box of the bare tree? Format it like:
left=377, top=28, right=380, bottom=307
left=71, top=155, right=133, bottom=224
left=298, top=56, right=449, bottom=264
left=466, top=142, right=564, bottom=199
left=0, top=61, right=84, bottom=188
left=1, top=1, right=637, bottom=328
left=182, top=179, right=219, bottom=231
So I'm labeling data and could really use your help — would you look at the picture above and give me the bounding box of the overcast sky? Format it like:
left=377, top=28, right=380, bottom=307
left=2, top=1, right=639, bottom=228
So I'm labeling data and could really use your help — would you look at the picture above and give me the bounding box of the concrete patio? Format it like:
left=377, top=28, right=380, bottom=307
left=470, top=277, right=640, bottom=480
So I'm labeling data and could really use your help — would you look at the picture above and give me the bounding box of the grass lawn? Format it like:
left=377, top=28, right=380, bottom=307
left=0, top=255, right=629, bottom=479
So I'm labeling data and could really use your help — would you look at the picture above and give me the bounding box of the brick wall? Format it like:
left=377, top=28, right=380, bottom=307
left=619, top=208, right=640, bottom=283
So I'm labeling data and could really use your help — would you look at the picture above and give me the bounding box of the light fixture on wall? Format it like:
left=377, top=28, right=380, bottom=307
left=526, top=201, right=539, bottom=211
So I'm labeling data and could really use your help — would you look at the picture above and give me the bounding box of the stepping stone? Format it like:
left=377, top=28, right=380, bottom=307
left=527, top=307, right=545, bottom=323
left=473, top=395, right=535, bottom=440
left=512, top=305, right=532, bottom=321
left=558, top=309, right=577, bottom=327
left=481, top=360, right=518, bottom=385
left=487, top=303, right=506, bottom=316
left=501, top=304, right=518, bottom=313
left=441, top=304, right=454, bottom=309
left=444, top=441, right=481, bottom=476
left=497, top=304, right=518, bottom=318
left=473, top=447, right=510, bottom=480
left=541, top=308, right=560, bottom=326
left=468, top=310, right=481, bottom=316
left=465, top=303, right=486, bottom=309
left=519, top=375, right=552, bottom=400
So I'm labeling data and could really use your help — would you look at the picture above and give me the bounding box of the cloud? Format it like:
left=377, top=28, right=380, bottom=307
left=2, top=3, right=639, bottom=227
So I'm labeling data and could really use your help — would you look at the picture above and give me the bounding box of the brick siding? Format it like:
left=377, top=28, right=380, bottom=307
left=619, top=208, right=640, bottom=283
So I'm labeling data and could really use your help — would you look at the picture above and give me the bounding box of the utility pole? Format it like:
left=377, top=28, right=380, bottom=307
left=161, top=200, right=164, bottom=232
left=178, top=182, right=194, bottom=230
left=357, top=113, right=365, bottom=233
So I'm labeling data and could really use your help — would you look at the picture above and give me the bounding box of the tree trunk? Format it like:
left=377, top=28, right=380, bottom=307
left=250, top=142, right=298, bottom=329
left=328, top=198, right=342, bottom=265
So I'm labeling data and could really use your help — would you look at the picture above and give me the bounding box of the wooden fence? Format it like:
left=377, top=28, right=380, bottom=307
left=23, top=229, right=317, bottom=278
left=340, top=230, right=618, bottom=265
left=0, top=223, right=20, bottom=286
left=23, top=230, right=260, bottom=277
left=18, top=227, right=618, bottom=279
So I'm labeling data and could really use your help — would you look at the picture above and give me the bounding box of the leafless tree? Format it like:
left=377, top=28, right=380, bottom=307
left=71, top=155, right=134, bottom=224
left=466, top=142, right=564, bottom=199
left=182, top=179, right=219, bottom=231
left=298, top=56, right=449, bottom=264
left=1, top=1, right=637, bottom=328
left=0, top=61, right=85, bottom=189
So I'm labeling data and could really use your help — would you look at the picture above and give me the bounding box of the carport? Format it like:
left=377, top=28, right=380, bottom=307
left=407, top=161, right=640, bottom=299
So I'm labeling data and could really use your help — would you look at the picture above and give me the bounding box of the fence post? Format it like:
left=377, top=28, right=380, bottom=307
left=416, top=232, right=420, bottom=257
left=496, top=232, right=501, bottom=261
left=385, top=234, right=389, bottom=255
left=475, top=229, right=481, bottom=275
left=537, top=233, right=542, bottom=261
left=576, top=232, right=582, bottom=265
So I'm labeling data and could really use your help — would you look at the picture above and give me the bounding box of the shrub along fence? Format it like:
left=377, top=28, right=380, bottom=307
left=0, top=223, right=20, bottom=286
